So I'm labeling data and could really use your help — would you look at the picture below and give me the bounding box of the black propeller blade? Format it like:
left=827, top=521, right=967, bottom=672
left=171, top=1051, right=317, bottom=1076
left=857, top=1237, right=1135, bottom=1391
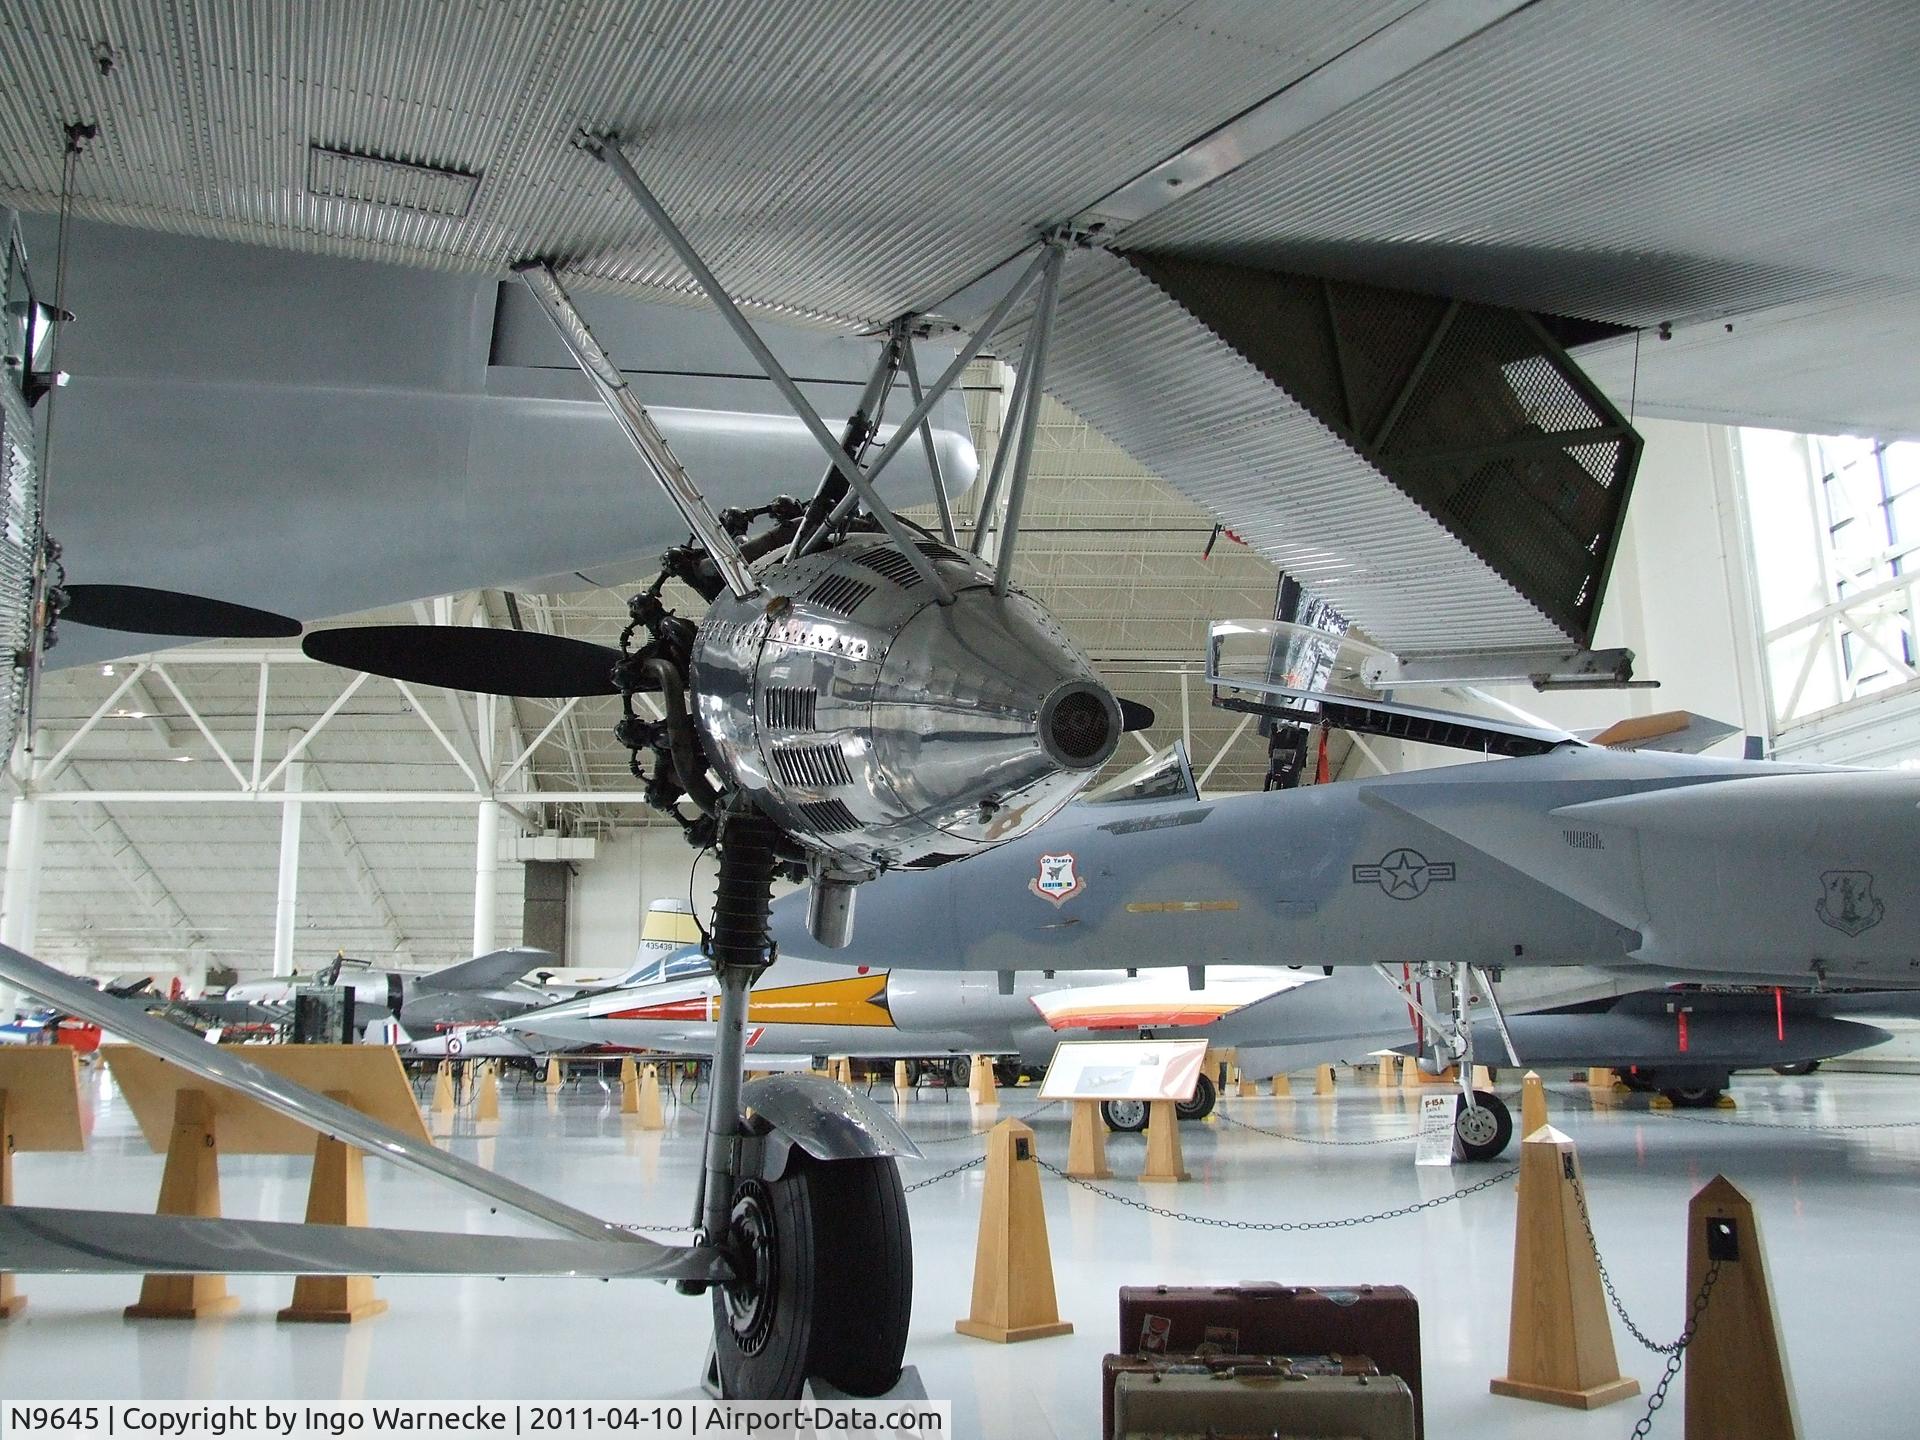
left=60, top=584, right=303, bottom=639
left=1118, top=698, right=1155, bottom=732
left=302, top=625, right=627, bottom=698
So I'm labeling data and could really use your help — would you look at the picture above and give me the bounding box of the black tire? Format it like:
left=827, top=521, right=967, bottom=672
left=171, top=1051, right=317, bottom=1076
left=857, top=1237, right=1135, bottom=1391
left=1454, top=1089, right=1513, bottom=1162
left=710, top=1153, right=913, bottom=1399
left=1176, top=1071, right=1217, bottom=1122
left=946, top=1055, right=971, bottom=1087
left=993, top=1060, right=1022, bottom=1088
left=1663, top=1085, right=1723, bottom=1108
left=1102, top=1098, right=1149, bottom=1133
left=1772, top=1060, right=1819, bottom=1077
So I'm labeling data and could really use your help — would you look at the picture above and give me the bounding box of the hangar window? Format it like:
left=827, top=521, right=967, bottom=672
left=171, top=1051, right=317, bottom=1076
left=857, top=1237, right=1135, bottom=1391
left=1739, top=429, right=1920, bottom=736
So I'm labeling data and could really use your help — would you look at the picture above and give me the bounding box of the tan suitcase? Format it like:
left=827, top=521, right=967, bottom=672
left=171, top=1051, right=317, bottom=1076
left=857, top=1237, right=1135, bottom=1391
left=1113, top=1367, right=1416, bottom=1440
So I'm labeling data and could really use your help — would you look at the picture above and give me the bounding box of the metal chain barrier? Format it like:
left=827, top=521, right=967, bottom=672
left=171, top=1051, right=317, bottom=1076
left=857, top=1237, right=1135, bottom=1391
left=1565, top=1165, right=1724, bottom=1438
left=618, top=1221, right=703, bottom=1233
left=903, top=1153, right=988, bottom=1192
left=904, top=1098, right=1058, bottom=1144
left=1218, top=1110, right=1448, bottom=1147
left=1035, top=1157, right=1516, bottom=1230
left=1648, top=1108, right=1920, bottom=1133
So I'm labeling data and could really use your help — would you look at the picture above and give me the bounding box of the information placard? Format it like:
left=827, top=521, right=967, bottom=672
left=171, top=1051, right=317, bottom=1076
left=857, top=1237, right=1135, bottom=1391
left=1039, top=1038, right=1209, bottom=1102
left=1415, top=1092, right=1456, bottom=1166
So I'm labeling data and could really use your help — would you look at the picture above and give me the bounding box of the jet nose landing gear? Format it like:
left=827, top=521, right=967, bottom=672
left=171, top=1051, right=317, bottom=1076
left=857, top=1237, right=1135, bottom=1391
left=1453, top=1090, right=1514, bottom=1163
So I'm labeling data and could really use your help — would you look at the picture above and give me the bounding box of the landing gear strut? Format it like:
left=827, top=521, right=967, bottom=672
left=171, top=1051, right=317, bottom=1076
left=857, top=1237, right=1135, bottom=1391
left=1376, top=960, right=1518, bottom=1162
left=698, top=810, right=914, bottom=1398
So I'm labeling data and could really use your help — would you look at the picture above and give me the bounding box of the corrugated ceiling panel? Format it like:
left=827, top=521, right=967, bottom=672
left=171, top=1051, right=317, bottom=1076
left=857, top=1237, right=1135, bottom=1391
left=1007, top=255, right=1570, bottom=655
left=1123, top=0, right=1920, bottom=329
left=0, top=0, right=1418, bottom=325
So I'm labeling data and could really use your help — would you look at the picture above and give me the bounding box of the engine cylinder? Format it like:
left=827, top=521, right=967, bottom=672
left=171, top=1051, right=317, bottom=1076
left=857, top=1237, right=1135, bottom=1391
left=689, top=539, right=1119, bottom=878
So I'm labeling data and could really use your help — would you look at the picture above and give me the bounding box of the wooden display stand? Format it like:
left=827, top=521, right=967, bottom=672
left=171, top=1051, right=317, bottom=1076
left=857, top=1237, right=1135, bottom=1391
left=1401, top=1054, right=1423, bottom=1090
left=0, top=1047, right=88, bottom=1319
left=955, top=1119, right=1072, bottom=1343
left=544, top=1057, right=562, bottom=1089
left=1270, top=1073, right=1291, bottom=1098
left=474, top=1062, right=500, bottom=1124
left=103, top=1044, right=429, bottom=1324
left=279, top=1090, right=387, bottom=1324
left=619, top=1055, right=640, bottom=1115
left=1489, top=1126, right=1640, bottom=1410
left=1376, top=1054, right=1397, bottom=1087
left=1521, top=1071, right=1548, bottom=1138
left=636, top=1064, right=665, bottom=1129
left=1684, top=1177, right=1799, bottom=1439
left=969, top=1054, right=998, bottom=1106
left=1140, top=1099, right=1189, bottom=1182
left=1314, top=1063, right=1336, bottom=1096
left=430, top=1062, right=455, bottom=1118
left=1064, top=1099, right=1110, bottom=1179
left=1586, top=1067, right=1624, bottom=1102
left=1236, top=1074, right=1257, bottom=1098
left=1472, top=1064, right=1494, bottom=1090
left=893, top=1060, right=911, bottom=1094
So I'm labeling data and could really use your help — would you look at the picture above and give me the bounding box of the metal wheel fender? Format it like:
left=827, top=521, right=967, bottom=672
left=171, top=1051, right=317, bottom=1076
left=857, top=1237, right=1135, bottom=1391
left=740, top=1073, right=924, bottom=1181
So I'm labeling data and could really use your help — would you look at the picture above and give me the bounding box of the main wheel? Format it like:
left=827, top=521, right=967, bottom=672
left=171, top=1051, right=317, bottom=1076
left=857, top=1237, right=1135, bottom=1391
left=1454, top=1089, right=1513, bottom=1162
left=710, top=1153, right=912, bottom=1399
left=1102, top=1098, right=1149, bottom=1132
left=1176, top=1071, right=1217, bottom=1122
left=946, top=1055, right=971, bottom=1087
left=1662, top=1084, right=1724, bottom=1108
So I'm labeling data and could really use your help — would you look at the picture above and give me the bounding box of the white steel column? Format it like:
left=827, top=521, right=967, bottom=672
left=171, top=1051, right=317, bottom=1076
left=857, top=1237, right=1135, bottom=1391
left=473, top=797, right=500, bottom=958
left=271, top=731, right=304, bottom=977
left=0, top=791, right=43, bottom=1016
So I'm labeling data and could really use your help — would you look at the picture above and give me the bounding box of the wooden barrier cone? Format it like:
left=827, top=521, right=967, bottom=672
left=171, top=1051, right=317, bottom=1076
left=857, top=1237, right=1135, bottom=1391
left=125, top=1090, right=240, bottom=1320
left=1140, top=1099, right=1189, bottom=1182
left=1065, top=1099, right=1111, bottom=1179
left=1684, top=1176, right=1800, bottom=1440
left=475, top=1062, right=500, bottom=1123
left=280, top=1091, right=387, bottom=1324
left=620, top=1055, right=641, bottom=1115
left=969, top=1054, right=998, bottom=1106
left=1271, top=1073, right=1292, bottom=1098
left=1490, top=1126, right=1640, bottom=1410
left=430, top=1062, right=455, bottom=1119
left=955, top=1119, right=1072, bottom=1343
left=1314, top=1063, right=1336, bottom=1096
left=544, top=1057, right=562, bottom=1089
left=893, top=1060, right=911, bottom=1094
left=1521, top=1071, right=1549, bottom=1139
left=1402, top=1054, right=1423, bottom=1091
left=0, top=1090, right=24, bottom=1318
left=637, top=1064, right=666, bottom=1130
left=1587, top=1066, right=1623, bottom=1101
left=1237, top=1075, right=1257, bottom=1099
left=1376, top=1054, right=1397, bottom=1087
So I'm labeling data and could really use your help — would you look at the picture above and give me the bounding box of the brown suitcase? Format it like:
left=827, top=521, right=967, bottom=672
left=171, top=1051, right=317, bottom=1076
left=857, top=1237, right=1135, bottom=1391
left=1112, top=1368, right=1415, bottom=1440
left=1101, top=1352, right=1379, bottom=1440
left=1118, top=1285, right=1423, bottom=1438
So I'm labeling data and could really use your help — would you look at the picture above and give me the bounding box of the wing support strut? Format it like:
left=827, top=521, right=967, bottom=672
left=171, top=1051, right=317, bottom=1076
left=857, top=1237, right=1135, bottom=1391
left=575, top=131, right=952, bottom=603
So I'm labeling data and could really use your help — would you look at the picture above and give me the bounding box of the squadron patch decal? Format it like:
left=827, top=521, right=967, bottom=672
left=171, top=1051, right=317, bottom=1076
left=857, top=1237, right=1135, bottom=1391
left=1030, top=852, right=1085, bottom=906
left=1817, top=870, right=1884, bottom=936
left=1352, top=848, right=1456, bottom=900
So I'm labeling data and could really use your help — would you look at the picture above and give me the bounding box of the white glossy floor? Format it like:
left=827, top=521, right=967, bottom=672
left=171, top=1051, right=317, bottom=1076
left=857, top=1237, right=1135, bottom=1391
left=3, top=1066, right=1918, bottom=1438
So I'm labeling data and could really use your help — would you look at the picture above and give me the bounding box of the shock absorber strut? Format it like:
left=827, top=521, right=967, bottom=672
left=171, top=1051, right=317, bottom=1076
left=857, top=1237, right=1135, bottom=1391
left=695, top=807, right=780, bottom=1248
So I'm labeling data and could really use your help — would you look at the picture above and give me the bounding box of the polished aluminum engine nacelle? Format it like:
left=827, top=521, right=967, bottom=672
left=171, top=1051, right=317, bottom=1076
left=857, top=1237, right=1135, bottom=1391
left=690, top=539, right=1120, bottom=942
